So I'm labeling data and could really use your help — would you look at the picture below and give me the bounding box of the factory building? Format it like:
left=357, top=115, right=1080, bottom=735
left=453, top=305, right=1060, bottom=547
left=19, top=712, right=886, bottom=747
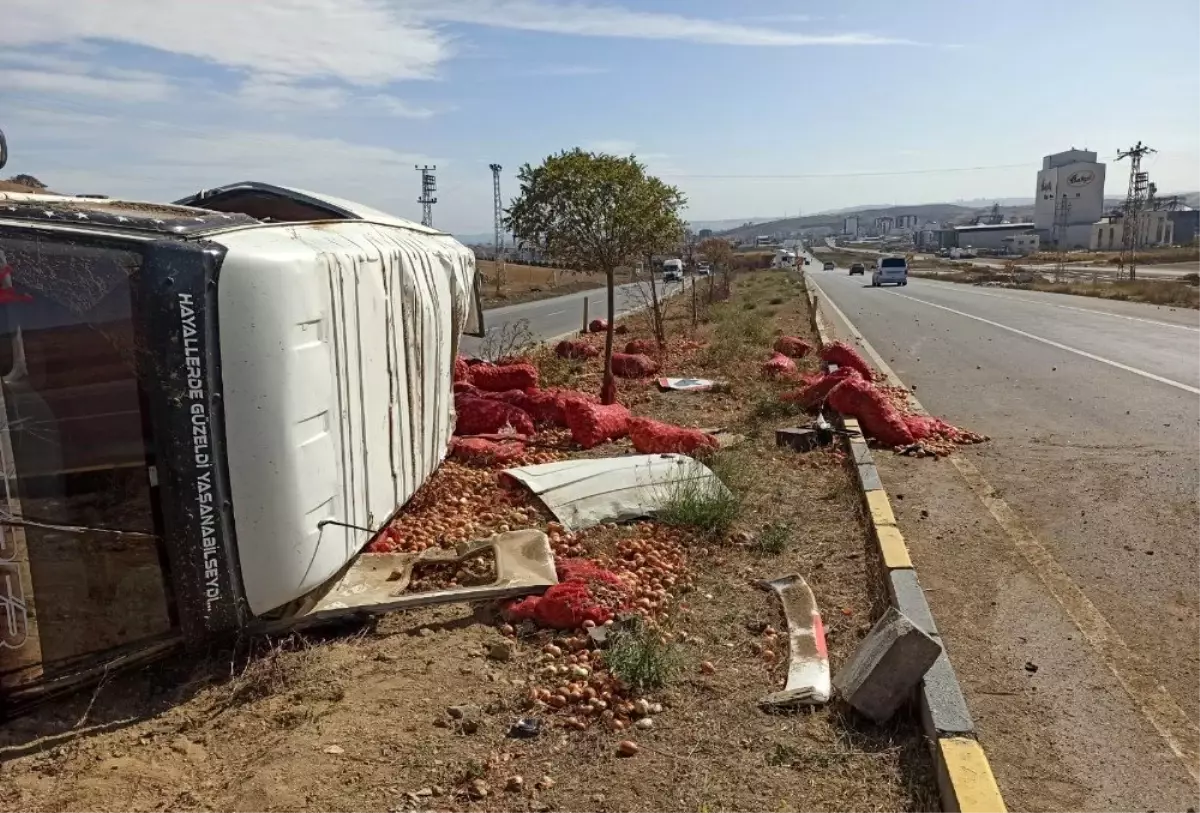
left=843, top=215, right=859, bottom=237
left=1090, top=211, right=1174, bottom=250
left=937, top=223, right=1038, bottom=252
left=1034, top=148, right=1107, bottom=248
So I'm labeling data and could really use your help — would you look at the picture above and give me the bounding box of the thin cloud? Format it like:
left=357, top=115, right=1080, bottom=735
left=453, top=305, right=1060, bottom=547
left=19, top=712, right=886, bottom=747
left=518, top=64, right=609, bottom=76
left=413, top=0, right=916, bottom=46
left=4, top=66, right=173, bottom=102
left=1, top=0, right=451, bottom=85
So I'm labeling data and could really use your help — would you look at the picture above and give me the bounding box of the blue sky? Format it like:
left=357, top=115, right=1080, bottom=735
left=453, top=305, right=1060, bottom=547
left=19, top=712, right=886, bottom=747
left=2, top=0, right=1197, bottom=234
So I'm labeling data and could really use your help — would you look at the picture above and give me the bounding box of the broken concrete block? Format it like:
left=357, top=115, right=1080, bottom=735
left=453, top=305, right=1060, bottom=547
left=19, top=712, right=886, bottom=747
left=833, top=605, right=942, bottom=723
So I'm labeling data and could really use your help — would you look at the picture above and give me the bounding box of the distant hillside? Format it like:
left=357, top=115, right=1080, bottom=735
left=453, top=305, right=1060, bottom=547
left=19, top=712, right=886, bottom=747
left=718, top=203, right=977, bottom=240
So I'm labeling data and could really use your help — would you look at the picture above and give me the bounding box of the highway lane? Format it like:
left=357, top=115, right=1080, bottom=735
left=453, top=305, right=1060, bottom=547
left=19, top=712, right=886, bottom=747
left=461, top=278, right=688, bottom=357
left=806, top=259, right=1200, bottom=809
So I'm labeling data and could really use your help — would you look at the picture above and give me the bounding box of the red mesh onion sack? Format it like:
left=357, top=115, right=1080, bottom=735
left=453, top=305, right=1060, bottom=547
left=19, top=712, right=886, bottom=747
left=453, top=381, right=481, bottom=395
left=588, top=318, right=608, bottom=333
left=627, top=417, right=718, bottom=455
left=556, top=339, right=599, bottom=359
left=505, top=559, right=631, bottom=628
left=450, top=436, right=528, bottom=465
left=761, top=352, right=797, bottom=378
left=624, top=338, right=657, bottom=355
left=611, top=352, right=659, bottom=378
left=781, top=367, right=861, bottom=408
left=454, top=394, right=535, bottom=436
left=827, top=377, right=915, bottom=446
left=562, top=399, right=629, bottom=448
left=820, top=340, right=874, bottom=380
left=453, top=355, right=471, bottom=382
left=469, top=362, right=539, bottom=392
left=773, top=336, right=813, bottom=358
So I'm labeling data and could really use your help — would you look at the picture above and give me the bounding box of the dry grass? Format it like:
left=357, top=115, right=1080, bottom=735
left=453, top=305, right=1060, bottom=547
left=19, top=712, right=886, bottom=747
left=914, top=267, right=1200, bottom=309
left=1020, top=246, right=1200, bottom=266
left=476, top=260, right=641, bottom=308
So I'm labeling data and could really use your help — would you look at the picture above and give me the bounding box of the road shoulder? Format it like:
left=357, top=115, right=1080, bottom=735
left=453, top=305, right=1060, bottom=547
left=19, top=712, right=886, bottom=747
left=805, top=271, right=1200, bottom=811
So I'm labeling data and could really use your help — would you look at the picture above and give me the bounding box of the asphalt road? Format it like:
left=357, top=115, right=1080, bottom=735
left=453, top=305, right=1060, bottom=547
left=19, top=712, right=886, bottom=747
left=805, top=257, right=1200, bottom=809
left=460, top=278, right=689, bottom=358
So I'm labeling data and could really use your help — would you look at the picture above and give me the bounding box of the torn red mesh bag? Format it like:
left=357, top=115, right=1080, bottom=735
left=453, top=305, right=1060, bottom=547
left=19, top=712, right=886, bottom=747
left=556, top=339, right=600, bottom=359
left=820, top=340, right=875, bottom=380
left=469, top=362, right=539, bottom=392
left=453, top=393, right=535, bottom=436
left=780, top=367, right=861, bottom=409
left=449, top=436, right=528, bottom=465
left=588, top=318, right=608, bottom=333
left=761, top=352, right=797, bottom=378
left=453, top=355, right=471, bottom=382
left=773, top=336, right=813, bottom=358
left=826, top=376, right=915, bottom=446
left=611, top=352, right=659, bottom=378
left=505, top=559, right=632, bottom=628
left=562, top=399, right=630, bottom=448
left=627, top=417, right=718, bottom=455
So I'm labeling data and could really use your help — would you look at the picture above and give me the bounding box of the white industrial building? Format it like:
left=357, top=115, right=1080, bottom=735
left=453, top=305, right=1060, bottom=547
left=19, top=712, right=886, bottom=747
left=1090, top=211, right=1174, bottom=251
left=1034, top=148, right=1107, bottom=249
left=943, top=223, right=1038, bottom=252
left=843, top=215, right=859, bottom=237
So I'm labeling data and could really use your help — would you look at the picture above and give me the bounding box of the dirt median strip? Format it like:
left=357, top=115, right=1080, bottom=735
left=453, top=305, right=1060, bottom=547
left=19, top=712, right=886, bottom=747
left=804, top=272, right=1008, bottom=813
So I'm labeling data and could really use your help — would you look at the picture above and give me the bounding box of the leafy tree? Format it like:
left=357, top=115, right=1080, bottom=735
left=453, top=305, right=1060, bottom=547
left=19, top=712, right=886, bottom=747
left=698, top=237, right=735, bottom=298
left=506, top=149, right=686, bottom=403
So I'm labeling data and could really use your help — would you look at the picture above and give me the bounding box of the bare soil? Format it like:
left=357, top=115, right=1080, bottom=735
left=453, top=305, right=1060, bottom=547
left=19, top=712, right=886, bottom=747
left=476, top=261, right=615, bottom=309
left=0, top=271, right=936, bottom=812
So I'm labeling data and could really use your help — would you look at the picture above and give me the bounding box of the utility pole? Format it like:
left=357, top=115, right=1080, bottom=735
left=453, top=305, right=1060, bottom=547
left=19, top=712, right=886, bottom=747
left=415, top=165, right=437, bottom=227
left=1116, top=141, right=1156, bottom=280
left=489, top=163, right=506, bottom=294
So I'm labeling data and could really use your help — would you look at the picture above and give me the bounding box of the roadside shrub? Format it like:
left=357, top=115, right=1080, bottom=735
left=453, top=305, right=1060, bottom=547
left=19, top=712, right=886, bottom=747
left=605, top=617, right=681, bottom=691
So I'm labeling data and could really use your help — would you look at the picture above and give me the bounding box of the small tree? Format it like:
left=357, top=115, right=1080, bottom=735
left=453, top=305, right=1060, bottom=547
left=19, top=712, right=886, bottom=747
left=698, top=237, right=734, bottom=299
left=506, top=149, right=686, bottom=404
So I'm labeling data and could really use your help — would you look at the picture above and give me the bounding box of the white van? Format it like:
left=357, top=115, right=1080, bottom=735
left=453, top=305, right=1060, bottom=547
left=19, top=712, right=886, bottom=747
left=662, top=258, right=684, bottom=281
left=872, top=256, right=909, bottom=287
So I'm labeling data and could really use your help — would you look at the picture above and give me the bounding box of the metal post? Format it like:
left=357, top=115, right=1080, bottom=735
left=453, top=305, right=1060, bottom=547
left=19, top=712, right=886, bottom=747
left=582, top=296, right=589, bottom=335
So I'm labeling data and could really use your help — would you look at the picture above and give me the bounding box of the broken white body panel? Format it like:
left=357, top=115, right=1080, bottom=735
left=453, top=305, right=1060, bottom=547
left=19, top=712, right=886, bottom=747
left=757, top=573, right=831, bottom=708
left=501, top=453, right=731, bottom=532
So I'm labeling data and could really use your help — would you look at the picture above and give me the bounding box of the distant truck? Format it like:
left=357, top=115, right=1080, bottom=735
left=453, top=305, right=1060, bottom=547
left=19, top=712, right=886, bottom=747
left=662, top=258, right=684, bottom=281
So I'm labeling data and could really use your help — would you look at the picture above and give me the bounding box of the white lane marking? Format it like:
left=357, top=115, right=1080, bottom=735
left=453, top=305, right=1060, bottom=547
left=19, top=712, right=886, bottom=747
left=545, top=310, right=565, bottom=316
left=806, top=272, right=1200, bottom=782
left=915, top=279, right=1200, bottom=332
left=884, top=291, right=1200, bottom=395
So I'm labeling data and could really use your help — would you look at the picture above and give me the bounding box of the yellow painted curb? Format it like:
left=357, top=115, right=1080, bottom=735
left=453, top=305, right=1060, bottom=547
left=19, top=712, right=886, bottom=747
left=937, top=737, right=1007, bottom=813
left=875, top=525, right=913, bottom=570
left=865, top=489, right=898, bottom=527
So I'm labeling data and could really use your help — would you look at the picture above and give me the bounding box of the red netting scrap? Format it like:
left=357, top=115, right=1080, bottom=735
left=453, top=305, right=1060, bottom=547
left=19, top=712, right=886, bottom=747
left=627, top=417, right=717, bottom=456
left=562, top=399, right=630, bottom=449
left=469, top=362, right=539, bottom=392
left=820, top=340, right=875, bottom=381
left=761, top=352, right=797, bottom=378
left=611, top=352, right=659, bottom=378
left=454, top=394, right=535, bottom=436
left=773, top=336, right=813, bottom=358
left=506, top=559, right=632, bottom=629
